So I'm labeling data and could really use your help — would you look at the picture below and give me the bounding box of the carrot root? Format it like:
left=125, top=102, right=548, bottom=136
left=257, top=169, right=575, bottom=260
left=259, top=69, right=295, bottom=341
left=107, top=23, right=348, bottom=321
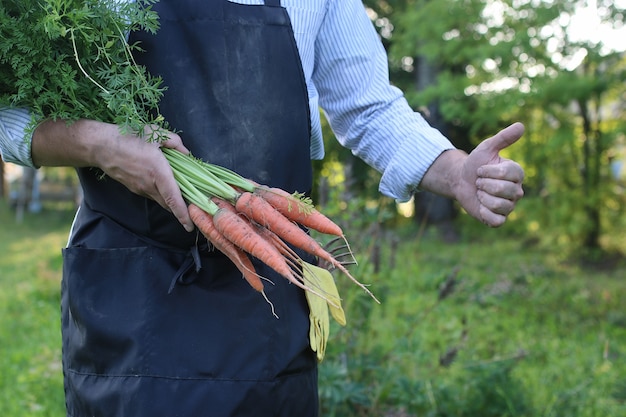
left=188, top=204, right=265, bottom=292
left=189, top=203, right=286, bottom=317
left=253, top=186, right=344, bottom=236
left=253, top=223, right=340, bottom=306
left=235, top=192, right=378, bottom=302
left=261, top=290, right=278, bottom=319
left=209, top=197, right=330, bottom=299
left=188, top=181, right=375, bottom=309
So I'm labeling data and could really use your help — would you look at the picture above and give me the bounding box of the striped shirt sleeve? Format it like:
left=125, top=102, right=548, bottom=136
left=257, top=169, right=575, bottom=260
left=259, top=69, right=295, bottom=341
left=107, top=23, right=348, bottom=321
left=313, top=0, right=455, bottom=201
left=0, top=107, right=36, bottom=168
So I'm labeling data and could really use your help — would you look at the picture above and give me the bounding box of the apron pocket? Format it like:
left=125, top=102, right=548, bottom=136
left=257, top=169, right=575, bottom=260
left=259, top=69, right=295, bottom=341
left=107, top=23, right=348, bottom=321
left=61, top=245, right=314, bottom=379
left=62, top=245, right=173, bottom=376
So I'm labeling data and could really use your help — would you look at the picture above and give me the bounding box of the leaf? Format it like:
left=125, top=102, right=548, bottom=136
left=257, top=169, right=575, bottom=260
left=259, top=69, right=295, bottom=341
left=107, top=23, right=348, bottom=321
left=302, top=261, right=347, bottom=363
left=305, top=276, right=329, bottom=362
left=303, top=262, right=346, bottom=326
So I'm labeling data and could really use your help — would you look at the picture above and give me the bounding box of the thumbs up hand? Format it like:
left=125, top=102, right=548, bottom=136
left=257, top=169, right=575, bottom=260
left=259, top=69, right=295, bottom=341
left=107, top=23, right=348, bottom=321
left=456, top=122, right=526, bottom=227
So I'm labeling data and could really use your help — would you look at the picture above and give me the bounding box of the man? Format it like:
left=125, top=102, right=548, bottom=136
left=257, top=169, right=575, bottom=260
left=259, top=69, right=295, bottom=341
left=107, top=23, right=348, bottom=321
left=0, top=0, right=524, bottom=416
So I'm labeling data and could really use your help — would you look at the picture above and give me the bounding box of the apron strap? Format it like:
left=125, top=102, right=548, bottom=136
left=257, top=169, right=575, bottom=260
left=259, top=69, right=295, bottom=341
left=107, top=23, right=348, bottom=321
left=265, top=0, right=281, bottom=6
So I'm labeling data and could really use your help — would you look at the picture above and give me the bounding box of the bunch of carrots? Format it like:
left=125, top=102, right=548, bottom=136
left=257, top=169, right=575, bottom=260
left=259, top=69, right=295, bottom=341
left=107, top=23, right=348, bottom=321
left=162, top=148, right=378, bottom=314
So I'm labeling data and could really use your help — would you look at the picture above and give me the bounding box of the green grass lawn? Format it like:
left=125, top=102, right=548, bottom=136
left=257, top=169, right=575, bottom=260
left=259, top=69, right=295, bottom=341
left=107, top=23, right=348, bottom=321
left=0, top=201, right=72, bottom=416
left=1, top=200, right=625, bottom=416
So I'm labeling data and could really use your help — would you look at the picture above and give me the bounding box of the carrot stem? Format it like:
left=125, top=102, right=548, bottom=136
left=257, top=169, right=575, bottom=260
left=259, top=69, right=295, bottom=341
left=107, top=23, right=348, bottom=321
left=202, top=163, right=256, bottom=193
left=162, top=148, right=239, bottom=202
left=171, top=168, right=218, bottom=215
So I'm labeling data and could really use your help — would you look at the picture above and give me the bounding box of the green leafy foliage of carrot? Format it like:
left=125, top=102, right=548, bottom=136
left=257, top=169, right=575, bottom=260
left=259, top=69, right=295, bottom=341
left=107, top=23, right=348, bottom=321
left=0, top=0, right=170, bottom=141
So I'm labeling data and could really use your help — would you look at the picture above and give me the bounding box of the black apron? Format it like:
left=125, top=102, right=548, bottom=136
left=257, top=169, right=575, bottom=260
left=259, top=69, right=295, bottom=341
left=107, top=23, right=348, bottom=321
left=61, top=1, right=317, bottom=416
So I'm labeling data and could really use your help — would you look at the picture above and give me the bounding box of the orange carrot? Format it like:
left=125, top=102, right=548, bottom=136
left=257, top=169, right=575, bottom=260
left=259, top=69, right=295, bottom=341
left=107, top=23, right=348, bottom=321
left=211, top=197, right=326, bottom=296
left=253, top=186, right=343, bottom=236
left=235, top=191, right=332, bottom=260
left=188, top=204, right=263, bottom=293
left=254, top=224, right=301, bottom=270
left=211, top=196, right=239, bottom=215
left=203, top=197, right=325, bottom=299
left=235, top=192, right=379, bottom=303
left=210, top=208, right=297, bottom=285
left=212, top=195, right=300, bottom=272
left=252, top=222, right=339, bottom=304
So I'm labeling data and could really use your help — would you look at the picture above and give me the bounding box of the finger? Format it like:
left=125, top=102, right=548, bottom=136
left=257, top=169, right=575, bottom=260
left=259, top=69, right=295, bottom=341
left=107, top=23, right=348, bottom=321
left=152, top=162, right=194, bottom=232
left=476, top=177, right=525, bottom=201
left=156, top=179, right=194, bottom=232
left=479, top=206, right=507, bottom=228
left=477, top=190, right=517, bottom=216
left=481, top=122, right=525, bottom=153
left=169, top=197, right=194, bottom=233
left=160, top=131, right=190, bottom=155
left=477, top=160, right=525, bottom=183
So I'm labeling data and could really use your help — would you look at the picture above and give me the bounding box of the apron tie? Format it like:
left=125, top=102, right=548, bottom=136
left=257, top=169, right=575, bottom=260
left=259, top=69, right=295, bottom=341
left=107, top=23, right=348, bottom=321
left=168, top=242, right=205, bottom=294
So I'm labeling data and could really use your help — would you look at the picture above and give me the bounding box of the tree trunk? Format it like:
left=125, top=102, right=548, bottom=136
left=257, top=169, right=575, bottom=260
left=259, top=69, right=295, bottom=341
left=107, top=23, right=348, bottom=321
left=578, top=98, right=602, bottom=250
left=412, top=55, right=458, bottom=239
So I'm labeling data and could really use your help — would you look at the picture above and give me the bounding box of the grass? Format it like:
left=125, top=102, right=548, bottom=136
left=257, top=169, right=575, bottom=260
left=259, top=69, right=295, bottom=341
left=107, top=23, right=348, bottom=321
left=318, top=220, right=626, bottom=416
left=0, top=201, right=72, bottom=416
left=1, top=199, right=625, bottom=416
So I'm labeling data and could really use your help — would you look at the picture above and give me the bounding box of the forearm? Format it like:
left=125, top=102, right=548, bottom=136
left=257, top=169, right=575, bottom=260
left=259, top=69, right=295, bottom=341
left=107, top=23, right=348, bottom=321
left=33, top=118, right=194, bottom=231
left=31, top=119, right=120, bottom=169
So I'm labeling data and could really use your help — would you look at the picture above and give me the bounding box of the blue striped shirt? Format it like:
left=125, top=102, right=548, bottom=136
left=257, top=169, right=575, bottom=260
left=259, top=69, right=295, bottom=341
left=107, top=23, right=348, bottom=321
left=0, top=0, right=454, bottom=201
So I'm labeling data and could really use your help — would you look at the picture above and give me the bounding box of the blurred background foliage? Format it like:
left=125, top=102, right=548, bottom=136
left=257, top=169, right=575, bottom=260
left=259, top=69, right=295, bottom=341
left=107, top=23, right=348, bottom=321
left=1, top=1, right=625, bottom=416
left=314, top=0, right=626, bottom=261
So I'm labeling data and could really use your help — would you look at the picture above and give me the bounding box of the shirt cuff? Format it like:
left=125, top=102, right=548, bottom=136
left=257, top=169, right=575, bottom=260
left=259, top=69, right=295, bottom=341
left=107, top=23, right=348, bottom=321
left=379, top=125, right=455, bottom=202
left=0, top=107, right=37, bottom=168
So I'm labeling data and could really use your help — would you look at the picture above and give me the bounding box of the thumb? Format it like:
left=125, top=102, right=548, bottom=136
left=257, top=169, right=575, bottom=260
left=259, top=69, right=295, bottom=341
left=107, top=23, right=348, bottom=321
left=481, top=122, right=525, bottom=153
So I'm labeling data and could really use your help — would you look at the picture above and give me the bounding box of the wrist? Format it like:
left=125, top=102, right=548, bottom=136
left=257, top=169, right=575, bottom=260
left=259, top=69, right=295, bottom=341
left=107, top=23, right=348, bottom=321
left=74, top=120, right=120, bottom=169
left=420, top=149, right=468, bottom=200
